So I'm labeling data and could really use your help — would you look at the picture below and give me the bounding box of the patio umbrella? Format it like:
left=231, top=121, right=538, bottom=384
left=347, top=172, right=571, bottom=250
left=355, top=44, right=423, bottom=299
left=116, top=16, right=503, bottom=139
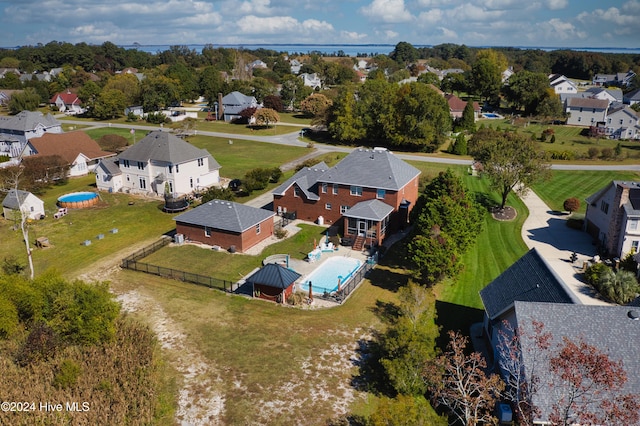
left=308, top=281, right=313, bottom=301
left=337, top=278, right=341, bottom=292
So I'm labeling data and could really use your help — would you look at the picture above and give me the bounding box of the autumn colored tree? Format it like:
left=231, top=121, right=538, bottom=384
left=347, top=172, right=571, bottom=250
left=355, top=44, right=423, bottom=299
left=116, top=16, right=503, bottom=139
left=549, top=337, right=640, bottom=426
left=427, top=331, right=504, bottom=426
left=262, top=94, right=283, bottom=112
left=299, top=93, right=333, bottom=120
left=253, top=107, right=279, bottom=127
left=563, top=197, right=580, bottom=213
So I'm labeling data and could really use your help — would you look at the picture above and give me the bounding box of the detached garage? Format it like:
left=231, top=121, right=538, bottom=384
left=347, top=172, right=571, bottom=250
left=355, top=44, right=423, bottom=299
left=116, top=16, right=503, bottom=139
left=2, top=189, right=45, bottom=220
left=247, top=263, right=301, bottom=304
left=173, top=199, right=275, bottom=253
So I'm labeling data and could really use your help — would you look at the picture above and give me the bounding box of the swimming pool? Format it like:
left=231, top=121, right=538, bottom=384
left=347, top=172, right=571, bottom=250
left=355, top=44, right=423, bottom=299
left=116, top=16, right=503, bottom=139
left=482, top=113, right=502, bottom=119
left=300, top=256, right=362, bottom=295
left=58, top=192, right=99, bottom=208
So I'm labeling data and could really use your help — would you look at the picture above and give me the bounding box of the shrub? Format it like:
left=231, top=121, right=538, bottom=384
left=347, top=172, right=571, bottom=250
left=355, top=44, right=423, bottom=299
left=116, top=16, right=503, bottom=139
left=274, top=228, right=288, bottom=239
left=0, top=297, right=18, bottom=339
left=584, top=262, right=609, bottom=286
left=620, top=251, right=638, bottom=273
left=53, top=359, right=82, bottom=389
left=600, top=147, right=613, bottom=160
left=596, top=269, right=639, bottom=304
left=588, top=147, right=599, bottom=159
left=563, top=197, right=581, bottom=213
left=15, top=321, right=60, bottom=366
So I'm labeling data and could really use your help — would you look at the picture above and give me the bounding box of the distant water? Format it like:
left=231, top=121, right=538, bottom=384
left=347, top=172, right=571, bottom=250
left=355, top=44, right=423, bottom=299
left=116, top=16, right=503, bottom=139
left=120, top=43, right=640, bottom=56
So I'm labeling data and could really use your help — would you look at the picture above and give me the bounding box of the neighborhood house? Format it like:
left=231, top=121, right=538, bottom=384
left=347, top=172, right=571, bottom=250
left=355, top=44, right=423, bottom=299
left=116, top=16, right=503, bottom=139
left=2, top=189, right=45, bottom=221
left=96, top=131, right=220, bottom=196
left=272, top=148, right=420, bottom=250
left=0, top=111, right=62, bottom=159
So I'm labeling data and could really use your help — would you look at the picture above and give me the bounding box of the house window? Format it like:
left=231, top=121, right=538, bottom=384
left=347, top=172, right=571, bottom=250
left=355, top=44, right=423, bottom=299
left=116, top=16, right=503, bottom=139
left=197, top=158, right=204, bottom=166
left=350, top=186, right=362, bottom=196
left=340, top=205, right=349, bottom=214
left=377, top=189, right=385, bottom=199
left=256, top=223, right=261, bottom=234
left=629, top=219, right=639, bottom=231
left=333, top=184, right=338, bottom=195
left=578, top=117, right=582, bottom=122
left=631, top=240, right=640, bottom=252
left=321, top=183, right=328, bottom=193
left=123, top=159, right=130, bottom=168
left=189, top=177, right=193, bottom=188
left=139, top=177, right=146, bottom=189
left=600, top=200, right=609, bottom=214
left=168, top=181, right=173, bottom=193
left=168, top=165, right=173, bottom=173
left=608, top=118, right=611, bottom=124
left=620, top=119, right=624, bottom=125
left=592, top=109, right=596, bottom=113
left=126, top=174, right=130, bottom=182
left=30, top=206, right=34, bottom=212
left=204, top=226, right=211, bottom=237
left=294, top=187, right=300, bottom=197
left=137, top=161, right=144, bottom=170
left=325, top=203, right=332, bottom=210
left=175, top=164, right=179, bottom=173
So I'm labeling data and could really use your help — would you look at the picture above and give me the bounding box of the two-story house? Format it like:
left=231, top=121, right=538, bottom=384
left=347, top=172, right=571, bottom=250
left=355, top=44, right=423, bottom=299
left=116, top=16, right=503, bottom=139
left=95, top=131, right=221, bottom=196
left=604, top=105, right=640, bottom=140
left=0, top=111, right=62, bottom=159
left=549, top=73, right=578, bottom=94
left=585, top=180, right=640, bottom=258
left=49, top=90, right=83, bottom=114
left=272, top=148, right=420, bottom=249
left=565, top=97, right=608, bottom=126
left=220, top=91, right=259, bottom=122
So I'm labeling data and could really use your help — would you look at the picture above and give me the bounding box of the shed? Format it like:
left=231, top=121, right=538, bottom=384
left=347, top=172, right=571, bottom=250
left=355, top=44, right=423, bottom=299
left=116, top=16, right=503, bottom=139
left=247, top=263, right=301, bottom=304
left=2, top=189, right=45, bottom=220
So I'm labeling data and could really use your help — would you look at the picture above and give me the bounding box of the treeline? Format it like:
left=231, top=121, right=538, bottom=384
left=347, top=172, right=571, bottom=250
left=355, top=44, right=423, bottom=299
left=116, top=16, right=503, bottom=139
left=0, top=267, right=169, bottom=424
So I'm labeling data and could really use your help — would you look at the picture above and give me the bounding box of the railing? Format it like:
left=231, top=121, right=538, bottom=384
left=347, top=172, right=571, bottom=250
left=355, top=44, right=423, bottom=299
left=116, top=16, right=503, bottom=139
left=320, top=253, right=377, bottom=304
left=121, top=236, right=235, bottom=292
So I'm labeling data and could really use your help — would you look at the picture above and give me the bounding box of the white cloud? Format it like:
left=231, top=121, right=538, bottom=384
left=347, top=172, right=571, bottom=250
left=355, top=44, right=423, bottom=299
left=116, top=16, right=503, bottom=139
left=360, top=0, right=413, bottom=24
left=417, top=8, right=443, bottom=25
left=545, top=0, right=568, bottom=10
left=536, top=18, right=587, bottom=42
left=236, top=0, right=272, bottom=16
left=448, top=4, right=506, bottom=22
left=235, top=15, right=333, bottom=36
left=339, top=30, right=368, bottom=41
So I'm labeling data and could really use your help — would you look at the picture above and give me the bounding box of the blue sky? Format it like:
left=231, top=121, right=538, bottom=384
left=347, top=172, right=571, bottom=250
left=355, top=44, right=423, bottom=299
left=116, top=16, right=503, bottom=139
left=1, top=0, right=639, bottom=49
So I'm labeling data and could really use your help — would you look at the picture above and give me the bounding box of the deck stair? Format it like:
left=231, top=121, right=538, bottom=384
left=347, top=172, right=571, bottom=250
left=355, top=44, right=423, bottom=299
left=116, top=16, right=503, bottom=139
left=352, top=235, right=366, bottom=251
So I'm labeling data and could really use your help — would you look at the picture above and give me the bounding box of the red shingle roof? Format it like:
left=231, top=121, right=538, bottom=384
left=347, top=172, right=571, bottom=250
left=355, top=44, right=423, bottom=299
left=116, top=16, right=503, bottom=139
left=27, top=131, right=114, bottom=164
left=445, top=93, right=481, bottom=112
left=49, top=91, right=81, bottom=105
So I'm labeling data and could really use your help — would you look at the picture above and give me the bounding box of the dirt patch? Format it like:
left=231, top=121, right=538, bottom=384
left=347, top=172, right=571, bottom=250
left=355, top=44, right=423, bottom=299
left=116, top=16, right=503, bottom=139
left=491, top=206, right=517, bottom=221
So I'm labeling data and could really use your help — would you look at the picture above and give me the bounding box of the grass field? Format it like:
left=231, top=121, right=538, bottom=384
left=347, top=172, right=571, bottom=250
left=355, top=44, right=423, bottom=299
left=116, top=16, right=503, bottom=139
left=531, top=169, right=640, bottom=214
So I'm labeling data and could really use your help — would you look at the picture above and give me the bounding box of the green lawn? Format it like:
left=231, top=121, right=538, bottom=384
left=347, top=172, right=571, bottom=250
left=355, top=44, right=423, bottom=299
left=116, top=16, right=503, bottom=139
left=531, top=170, right=640, bottom=214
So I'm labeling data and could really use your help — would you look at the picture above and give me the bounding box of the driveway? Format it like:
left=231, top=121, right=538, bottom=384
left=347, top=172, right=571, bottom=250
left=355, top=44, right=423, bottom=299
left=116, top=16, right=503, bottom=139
left=520, top=189, right=610, bottom=305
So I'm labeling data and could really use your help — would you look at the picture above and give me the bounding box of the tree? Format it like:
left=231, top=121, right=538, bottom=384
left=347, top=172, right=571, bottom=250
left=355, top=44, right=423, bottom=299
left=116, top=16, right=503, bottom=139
left=503, top=71, right=549, bottom=115
left=451, top=133, right=467, bottom=156
left=390, top=41, right=418, bottom=65
left=369, top=395, right=447, bottom=426
left=549, top=337, right=640, bottom=426
left=78, top=80, right=102, bottom=112
left=595, top=269, right=639, bottom=304
left=199, top=66, right=228, bottom=107
left=262, top=95, right=283, bottom=112
left=469, top=129, right=550, bottom=209
left=327, top=84, right=365, bottom=143
left=98, top=134, right=129, bottom=153
left=8, top=88, right=41, bottom=113
left=103, top=73, right=141, bottom=106
left=416, top=72, right=439, bottom=86
left=253, top=108, right=279, bottom=127
left=470, top=49, right=506, bottom=103
left=458, top=101, right=476, bottom=132
left=428, top=331, right=504, bottom=426
left=563, top=197, right=580, bottom=213
left=92, top=88, right=127, bottom=120
left=536, top=90, right=564, bottom=123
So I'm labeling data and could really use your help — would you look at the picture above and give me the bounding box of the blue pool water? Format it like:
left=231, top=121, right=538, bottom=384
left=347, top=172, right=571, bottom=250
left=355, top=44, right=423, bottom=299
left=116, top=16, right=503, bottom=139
left=300, top=256, right=361, bottom=295
left=483, top=113, right=500, bottom=118
left=58, top=192, right=98, bottom=203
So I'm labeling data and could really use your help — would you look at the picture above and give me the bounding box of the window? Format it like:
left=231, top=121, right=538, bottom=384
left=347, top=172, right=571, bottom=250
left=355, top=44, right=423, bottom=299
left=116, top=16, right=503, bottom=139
left=256, top=223, right=261, bottom=234
left=197, top=158, right=204, bottom=166
left=175, top=164, right=179, bottom=173
left=600, top=200, right=609, bottom=214
left=139, top=177, right=146, bottom=189
left=168, top=165, right=173, bottom=173
left=30, top=206, right=34, bottom=212
left=332, top=184, right=338, bottom=195
left=350, top=185, right=362, bottom=196
left=325, top=203, right=332, bottom=210
left=137, top=161, right=144, bottom=170
left=340, top=205, right=349, bottom=214
left=189, top=177, right=193, bottom=188
left=620, top=119, right=624, bottom=125
left=204, top=226, right=211, bottom=237
left=632, top=240, right=640, bottom=252
left=629, top=219, right=639, bottom=231
left=123, top=159, right=130, bottom=168
left=126, top=174, right=130, bottom=182
left=321, top=183, right=328, bottom=193
left=168, top=181, right=173, bottom=193
left=377, top=189, right=385, bottom=199
left=578, top=117, right=582, bottom=122
left=294, top=187, right=300, bottom=197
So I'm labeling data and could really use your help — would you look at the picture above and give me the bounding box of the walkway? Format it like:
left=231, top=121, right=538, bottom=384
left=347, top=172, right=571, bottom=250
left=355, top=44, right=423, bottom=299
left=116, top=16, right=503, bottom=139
left=520, top=189, right=610, bottom=305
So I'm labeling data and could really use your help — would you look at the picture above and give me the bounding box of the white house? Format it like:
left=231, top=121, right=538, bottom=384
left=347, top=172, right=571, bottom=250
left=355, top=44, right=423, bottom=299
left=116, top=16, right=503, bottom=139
left=584, top=87, right=623, bottom=104
left=99, top=130, right=221, bottom=196
left=565, top=97, right=608, bottom=126
left=548, top=74, right=578, bottom=94
left=289, top=59, right=302, bottom=74
left=299, top=73, right=322, bottom=90
left=605, top=106, right=640, bottom=140
left=624, top=88, right=640, bottom=106
left=95, top=157, right=123, bottom=193
left=49, top=90, right=83, bottom=114
left=585, top=180, right=640, bottom=258
left=2, top=189, right=45, bottom=220
left=221, top=91, right=259, bottom=122
left=0, top=111, right=62, bottom=159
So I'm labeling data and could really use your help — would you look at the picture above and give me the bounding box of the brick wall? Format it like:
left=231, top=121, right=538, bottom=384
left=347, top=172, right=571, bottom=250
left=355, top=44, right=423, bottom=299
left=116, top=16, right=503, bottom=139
left=176, top=217, right=274, bottom=253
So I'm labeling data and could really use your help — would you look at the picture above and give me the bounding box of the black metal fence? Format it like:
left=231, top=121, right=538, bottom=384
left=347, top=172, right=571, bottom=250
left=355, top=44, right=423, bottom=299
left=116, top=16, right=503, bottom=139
left=121, top=237, right=235, bottom=292
left=320, top=255, right=377, bottom=304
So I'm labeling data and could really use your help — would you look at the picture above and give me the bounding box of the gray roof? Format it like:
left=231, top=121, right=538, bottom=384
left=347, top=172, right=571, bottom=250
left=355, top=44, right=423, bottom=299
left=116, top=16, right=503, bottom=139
left=318, top=148, right=421, bottom=191
left=479, top=248, right=580, bottom=321
left=98, top=157, right=122, bottom=176
left=271, top=162, right=329, bottom=200
left=173, top=199, right=275, bottom=233
left=119, top=131, right=220, bottom=170
left=2, top=189, right=38, bottom=209
left=514, top=301, right=640, bottom=424
left=247, top=263, right=301, bottom=289
left=0, top=110, right=60, bottom=132
left=624, top=88, right=640, bottom=101
left=566, top=97, right=609, bottom=109
left=343, top=199, right=394, bottom=221
left=222, top=91, right=257, bottom=116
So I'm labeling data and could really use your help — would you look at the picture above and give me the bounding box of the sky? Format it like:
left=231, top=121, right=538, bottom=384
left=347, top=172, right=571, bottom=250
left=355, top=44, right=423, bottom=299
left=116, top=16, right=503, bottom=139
left=0, top=0, right=639, bottom=49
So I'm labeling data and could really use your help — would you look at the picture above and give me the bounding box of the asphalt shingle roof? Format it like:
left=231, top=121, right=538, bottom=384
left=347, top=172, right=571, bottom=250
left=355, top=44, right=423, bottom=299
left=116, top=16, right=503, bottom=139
left=514, top=301, right=640, bottom=424
left=246, top=263, right=301, bottom=289
left=479, top=248, right=580, bottom=320
left=566, top=97, right=609, bottom=109
left=119, top=131, right=220, bottom=170
left=27, top=131, right=114, bottom=163
left=318, top=148, right=421, bottom=191
left=0, top=110, right=60, bottom=132
left=173, top=199, right=274, bottom=233
left=343, top=199, right=394, bottom=221
left=2, top=189, right=36, bottom=209
left=271, top=161, right=329, bottom=200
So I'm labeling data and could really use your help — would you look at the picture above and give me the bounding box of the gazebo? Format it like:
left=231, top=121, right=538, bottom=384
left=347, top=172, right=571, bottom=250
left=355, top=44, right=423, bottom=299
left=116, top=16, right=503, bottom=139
left=248, top=263, right=301, bottom=304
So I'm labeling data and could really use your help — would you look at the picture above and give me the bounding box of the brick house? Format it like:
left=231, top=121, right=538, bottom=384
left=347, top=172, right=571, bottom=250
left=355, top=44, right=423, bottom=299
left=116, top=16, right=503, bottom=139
left=584, top=180, right=640, bottom=258
left=272, top=148, right=420, bottom=249
left=174, top=199, right=275, bottom=253
left=444, top=93, right=481, bottom=121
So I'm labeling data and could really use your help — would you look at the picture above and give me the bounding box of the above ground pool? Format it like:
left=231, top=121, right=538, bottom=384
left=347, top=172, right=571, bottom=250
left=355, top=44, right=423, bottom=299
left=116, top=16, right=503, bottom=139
left=58, top=192, right=99, bottom=208
left=300, top=256, right=362, bottom=295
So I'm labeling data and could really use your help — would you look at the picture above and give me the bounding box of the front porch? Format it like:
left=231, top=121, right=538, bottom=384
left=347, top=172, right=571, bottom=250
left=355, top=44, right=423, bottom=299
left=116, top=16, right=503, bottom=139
left=342, top=199, right=394, bottom=251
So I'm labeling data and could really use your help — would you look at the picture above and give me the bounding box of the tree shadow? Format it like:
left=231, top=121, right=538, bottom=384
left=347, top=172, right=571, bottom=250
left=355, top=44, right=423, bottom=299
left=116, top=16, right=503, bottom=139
left=473, top=192, right=498, bottom=211
left=370, top=299, right=401, bottom=325
left=366, top=268, right=409, bottom=293
left=435, top=300, right=485, bottom=350
left=350, top=331, right=397, bottom=398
